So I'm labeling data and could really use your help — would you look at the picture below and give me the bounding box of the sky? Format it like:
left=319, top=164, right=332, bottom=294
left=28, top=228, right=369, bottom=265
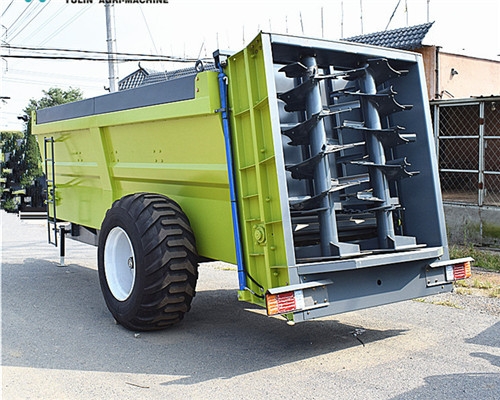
left=1, top=0, right=499, bottom=131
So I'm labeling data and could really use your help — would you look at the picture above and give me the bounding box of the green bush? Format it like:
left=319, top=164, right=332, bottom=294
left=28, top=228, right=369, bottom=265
left=450, top=244, right=500, bottom=272
left=2, top=198, right=17, bottom=212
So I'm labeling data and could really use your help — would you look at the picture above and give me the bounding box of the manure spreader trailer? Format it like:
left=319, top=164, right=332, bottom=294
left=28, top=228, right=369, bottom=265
left=32, top=33, right=472, bottom=331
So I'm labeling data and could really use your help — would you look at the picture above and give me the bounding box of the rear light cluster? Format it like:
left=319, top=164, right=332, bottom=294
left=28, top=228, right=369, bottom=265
left=266, top=290, right=305, bottom=316
left=265, top=280, right=331, bottom=317
left=429, top=257, right=473, bottom=285
left=445, top=260, right=472, bottom=281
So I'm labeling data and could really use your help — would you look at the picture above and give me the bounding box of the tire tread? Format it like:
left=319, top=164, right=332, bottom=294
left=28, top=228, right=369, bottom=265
left=99, top=193, right=198, bottom=331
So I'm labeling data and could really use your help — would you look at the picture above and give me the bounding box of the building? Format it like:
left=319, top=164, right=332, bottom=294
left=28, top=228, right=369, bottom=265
left=347, top=23, right=500, bottom=247
left=345, top=22, right=500, bottom=100
left=118, top=62, right=217, bottom=91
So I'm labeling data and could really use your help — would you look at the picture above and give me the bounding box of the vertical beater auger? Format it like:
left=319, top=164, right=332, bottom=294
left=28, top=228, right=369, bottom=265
left=278, top=56, right=421, bottom=259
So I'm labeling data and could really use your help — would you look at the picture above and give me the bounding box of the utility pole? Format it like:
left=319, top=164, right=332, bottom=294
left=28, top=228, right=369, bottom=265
left=359, top=0, right=364, bottom=35
left=321, top=7, right=324, bottom=38
left=105, top=4, right=118, bottom=92
left=341, top=1, right=344, bottom=39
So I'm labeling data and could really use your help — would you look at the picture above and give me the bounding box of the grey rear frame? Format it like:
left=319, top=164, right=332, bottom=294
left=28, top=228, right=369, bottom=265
left=262, top=33, right=451, bottom=321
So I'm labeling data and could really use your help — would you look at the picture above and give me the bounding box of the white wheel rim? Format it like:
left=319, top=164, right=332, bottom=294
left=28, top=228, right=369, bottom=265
left=104, top=227, right=136, bottom=301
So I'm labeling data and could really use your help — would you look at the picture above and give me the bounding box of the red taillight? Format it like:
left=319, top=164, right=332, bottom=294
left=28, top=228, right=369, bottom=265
left=266, top=290, right=305, bottom=316
left=446, top=261, right=472, bottom=281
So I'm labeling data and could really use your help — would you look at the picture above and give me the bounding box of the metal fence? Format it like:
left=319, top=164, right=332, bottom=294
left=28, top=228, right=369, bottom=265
left=433, top=98, right=500, bottom=207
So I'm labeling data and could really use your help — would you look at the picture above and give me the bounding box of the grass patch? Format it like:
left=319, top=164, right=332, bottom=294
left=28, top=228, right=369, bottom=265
left=454, top=279, right=469, bottom=288
left=219, top=266, right=238, bottom=271
left=432, top=299, right=463, bottom=308
left=454, top=276, right=500, bottom=298
left=482, top=222, right=500, bottom=240
left=456, top=278, right=494, bottom=290
left=454, top=287, right=472, bottom=295
left=414, top=297, right=462, bottom=308
left=449, top=245, right=500, bottom=272
left=472, top=279, right=493, bottom=290
left=450, top=246, right=500, bottom=296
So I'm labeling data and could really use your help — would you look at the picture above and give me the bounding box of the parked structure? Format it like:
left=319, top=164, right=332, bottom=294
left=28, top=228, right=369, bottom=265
left=32, top=33, right=471, bottom=331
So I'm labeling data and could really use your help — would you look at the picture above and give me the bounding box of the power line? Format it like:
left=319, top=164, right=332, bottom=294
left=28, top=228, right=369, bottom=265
left=1, top=0, right=15, bottom=18
left=138, top=3, right=167, bottom=80
left=0, top=54, right=197, bottom=62
left=38, top=4, right=93, bottom=47
left=7, top=0, right=52, bottom=42
left=385, top=0, right=401, bottom=30
left=4, top=45, right=192, bottom=60
left=1, top=45, right=208, bottom=63
left=3, top=1, right=33, bottom=36
left=6, top=67, right=105, bottom=83
left=5, top=3, right=91, bottom=47
left=23, top=3, right=67, bottom=43
left=4, top=1, right=43, bottom=40
left=2, top=76, right=104, bottom=91
left=33, top=4, right=67, bottom=38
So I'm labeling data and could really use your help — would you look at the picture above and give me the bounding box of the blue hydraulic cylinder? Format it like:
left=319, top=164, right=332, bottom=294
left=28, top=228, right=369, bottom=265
left=216, top=65, right=247, bottom=291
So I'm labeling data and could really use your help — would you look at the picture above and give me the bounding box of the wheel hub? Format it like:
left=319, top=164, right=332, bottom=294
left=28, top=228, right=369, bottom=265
left=104, top=227, right=137, bottom=301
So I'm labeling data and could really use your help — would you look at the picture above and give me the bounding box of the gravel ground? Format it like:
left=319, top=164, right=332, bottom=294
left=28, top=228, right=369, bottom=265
left=425, top=290, right=500, bottom=316
left=420, top=267, right=500, bottom=316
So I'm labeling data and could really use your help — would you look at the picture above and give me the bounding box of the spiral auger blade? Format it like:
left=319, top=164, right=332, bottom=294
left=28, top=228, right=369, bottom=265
left=337, top=122, right=416, bottom=147
left=339, top=86, right=413, bottom=117
left=278, top=79, right=316, bottom=112
left=343, top=58, right=409, bottom=83
left=351, top=157, right=420, bottom=181
left=286, top=141, right=365, bottom=180
left=278, top=56, right=365, bottom=258
left=276, top=48, right=426, bottom=258
left=281, top=102, right=363, bottom=146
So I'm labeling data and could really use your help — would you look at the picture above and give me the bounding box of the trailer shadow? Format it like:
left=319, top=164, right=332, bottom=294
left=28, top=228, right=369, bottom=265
left=466, top=321, right=500, bottom=348
left=390, top=373, right=500, bottom=400
left=2, top=258, right=406, bottom=386
left=156, top=289, right=406, bottom=386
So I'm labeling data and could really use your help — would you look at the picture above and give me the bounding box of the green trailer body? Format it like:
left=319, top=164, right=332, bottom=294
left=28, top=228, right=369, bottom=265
left=34, top=70, right=236, bottom=263
left=33, top=33, right=471, bottom=330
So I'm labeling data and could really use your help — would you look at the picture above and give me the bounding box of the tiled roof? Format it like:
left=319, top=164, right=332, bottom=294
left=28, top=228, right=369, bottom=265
left=345, top=22, right=434, bottom=50
left=118, top=62, right=218, bottom=91
left=118, top=68, right=148, bottom=90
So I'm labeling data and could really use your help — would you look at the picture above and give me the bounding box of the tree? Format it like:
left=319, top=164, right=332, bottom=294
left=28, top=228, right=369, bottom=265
left=21, top=88, right=84, bottom=188
left=23, top=87, right=84, bottom=115
left=0, top=87, right=84, bottom=211
left=0, top=130, right=24, bottom=211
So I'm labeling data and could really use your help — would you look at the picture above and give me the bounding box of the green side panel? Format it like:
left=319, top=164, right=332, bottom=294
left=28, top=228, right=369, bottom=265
left=44, top=127, right=114, bottom=229
left=33, top=72, right=236, bottom=263
left=225, top=34, right=291, bottom=304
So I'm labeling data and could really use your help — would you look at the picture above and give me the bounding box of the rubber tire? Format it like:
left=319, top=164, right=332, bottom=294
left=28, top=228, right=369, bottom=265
left=98, top=193, right=198, bottom=331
